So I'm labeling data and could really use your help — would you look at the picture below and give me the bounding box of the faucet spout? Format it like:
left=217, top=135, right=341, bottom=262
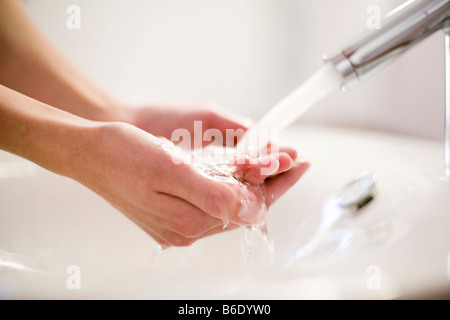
left=324, top=0, right=450, bottom=92
left=324, top=0, right=450, bottom=177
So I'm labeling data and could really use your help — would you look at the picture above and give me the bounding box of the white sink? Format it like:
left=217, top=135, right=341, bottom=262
left=1, top=123, right=449, bottom=299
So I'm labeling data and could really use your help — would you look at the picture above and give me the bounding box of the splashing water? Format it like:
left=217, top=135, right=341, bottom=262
left=190, top=147, right=274, bottom=268
left=163, top=63, right=342, bottom=270
left=187, top=64, right=342, bottom=269
left=240, top=220, right=275, bottom=271
left=234, top=62, right=342, bottom=268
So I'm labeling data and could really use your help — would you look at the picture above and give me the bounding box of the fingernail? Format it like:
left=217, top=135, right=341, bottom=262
left=290, top=149, right=299, bottom=161
left=259, top=155, right=279, bottom=176
left=285, top=158, right=294, bottom=171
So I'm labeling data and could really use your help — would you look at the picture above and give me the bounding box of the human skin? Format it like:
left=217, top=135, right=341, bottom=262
left=0, top=1, right=310, bottom=247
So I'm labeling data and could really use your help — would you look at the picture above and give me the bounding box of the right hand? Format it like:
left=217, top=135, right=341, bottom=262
left=74, top=122, right=309, bottom=248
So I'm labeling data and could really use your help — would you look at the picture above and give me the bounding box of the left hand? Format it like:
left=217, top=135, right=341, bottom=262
left=118, top=103, right=253, bottom=146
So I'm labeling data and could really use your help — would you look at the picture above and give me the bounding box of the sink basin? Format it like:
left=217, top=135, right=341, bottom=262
left=1, top=123, right=449, bottom=299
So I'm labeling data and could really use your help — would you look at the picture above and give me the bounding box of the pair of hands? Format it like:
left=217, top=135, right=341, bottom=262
left=82, top=104, right=309, bottom=248
left=0, top=0, right=309, bottom=249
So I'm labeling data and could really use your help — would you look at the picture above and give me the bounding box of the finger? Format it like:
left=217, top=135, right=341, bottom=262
left=235, top=153, right=293, bottom=185
left=264, top=159, right=310, bottom=207
left=135, top=220, right=172, bottom=249
left=161, top=161, right=264, bottom=226
left=143, top=191, right=227, bottom=238
left=186, top=222, right=240, bottom=243
left=144, top=217, right=240, bottom=247
left=272, top=152, right=294, bottom=174
left=206, top=106, right=253, bottom=131
left=234, top=154, right=279, bottom=179
left=119, top=194, right=230, bottom=247
left=262, top=143, right=298, bottom=161
left=276, top=147, right=298, bottom=161
left=109, top=187, right=226, bottom=247
left=110, top=199, right=174, bottom=249
left=138, top=218, right=198, bottom=247
left=204, top=108, right=253, bottom=146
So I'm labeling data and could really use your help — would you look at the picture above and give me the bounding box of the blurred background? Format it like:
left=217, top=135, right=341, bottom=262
left=22, top=0, right=445, bottom=139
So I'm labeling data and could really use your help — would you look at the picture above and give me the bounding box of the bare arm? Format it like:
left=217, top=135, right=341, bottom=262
left=0, top=0, right=251, bottom=138
left=0, top=83, right=97, bottom=177
left=0, top=83, right=309, bottom=247
left=0, top=0, right=123, bottom=122
left=0, top=1, right=310, bottom=247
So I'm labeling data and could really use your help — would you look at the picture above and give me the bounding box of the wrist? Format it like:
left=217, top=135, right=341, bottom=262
left=55, top=120, right=103, bottom=182
left=87, top=97, right=138, bottom=125
left=67, top=121, right=160, bottom=196
left=0, top=85, right=101, bottom=181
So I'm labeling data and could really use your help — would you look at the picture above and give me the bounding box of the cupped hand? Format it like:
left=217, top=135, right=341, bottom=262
left=77, top=122, right=309, bottom=248
left=121, top=103, right=253, bottom=145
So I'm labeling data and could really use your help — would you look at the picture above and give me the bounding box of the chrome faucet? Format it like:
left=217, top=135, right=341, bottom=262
left=324, top=0, right=450, bottom=176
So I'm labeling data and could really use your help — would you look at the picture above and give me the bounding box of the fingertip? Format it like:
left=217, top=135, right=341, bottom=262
left=277, top=153, right=294, bottom=173
left=263, top=158, right=311, bottom=207
left=288, top=148, right=298, bottom=161
left=290, top=158, right=310, bottom=178
left=240, top=155, right=279, bottom=185
left=260, top=155, right=280, bottom=176
left=296, top=158, right=311, bottom=170
left=264, top=145, right=298, bottom=161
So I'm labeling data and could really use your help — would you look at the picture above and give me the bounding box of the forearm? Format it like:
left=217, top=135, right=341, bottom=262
left=0, top=83, right=99, bottom=179
left=0, top=0, right=124, bottom=122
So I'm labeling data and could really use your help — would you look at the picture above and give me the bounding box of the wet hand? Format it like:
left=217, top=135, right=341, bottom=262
left=77, top=122, right=309, bottom=248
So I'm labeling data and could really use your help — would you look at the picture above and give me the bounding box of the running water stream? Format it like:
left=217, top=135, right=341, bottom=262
left=214, top=63, right=342, bottom=268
